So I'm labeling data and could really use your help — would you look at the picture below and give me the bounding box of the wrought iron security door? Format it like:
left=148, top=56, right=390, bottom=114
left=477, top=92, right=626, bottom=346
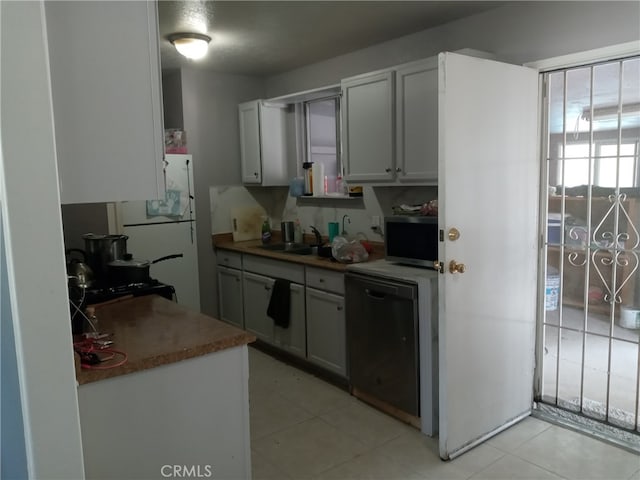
left=538, top=56, right=640, bottom=438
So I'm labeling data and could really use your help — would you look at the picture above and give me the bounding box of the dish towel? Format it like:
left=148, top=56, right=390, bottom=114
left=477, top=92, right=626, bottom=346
left=267, top=278, right=291, bottom=328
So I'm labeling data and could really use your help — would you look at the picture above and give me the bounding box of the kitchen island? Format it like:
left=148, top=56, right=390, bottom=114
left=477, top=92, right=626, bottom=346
left=75, top=295, right=255, bottom=480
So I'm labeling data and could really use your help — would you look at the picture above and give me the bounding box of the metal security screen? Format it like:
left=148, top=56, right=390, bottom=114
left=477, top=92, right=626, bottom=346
left=539, top=56, right=640, bottom=434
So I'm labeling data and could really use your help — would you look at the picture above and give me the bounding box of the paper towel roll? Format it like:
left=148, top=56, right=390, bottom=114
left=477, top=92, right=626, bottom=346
left=313, top=163, right=325, bottom=196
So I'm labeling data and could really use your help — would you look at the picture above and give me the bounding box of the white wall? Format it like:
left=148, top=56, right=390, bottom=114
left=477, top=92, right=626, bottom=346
left=162, top=69, right=184, bottom=129
left=1, top=214, right=28, bottom=479
left=179, top=69, right=264, bottom=315
left=210, top=184, right=438, bottom=244
left=61, top=203, right=111, bottom=251
left=265, top=2, right=639, bottom=97
left=0, top=1, right=84, bottom=477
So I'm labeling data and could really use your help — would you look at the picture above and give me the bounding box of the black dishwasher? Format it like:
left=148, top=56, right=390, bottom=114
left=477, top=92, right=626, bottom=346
left=345, top=272, right=419, bottom=416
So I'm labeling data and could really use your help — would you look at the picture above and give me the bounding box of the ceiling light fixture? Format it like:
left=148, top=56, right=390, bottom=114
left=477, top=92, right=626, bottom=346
left=168, top=33, right=211, bottom=60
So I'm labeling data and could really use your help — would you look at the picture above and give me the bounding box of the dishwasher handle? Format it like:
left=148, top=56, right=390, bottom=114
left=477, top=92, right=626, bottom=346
left=348, top=274, right=416, bottom=300
left=365, top=288, right=388, bottom=300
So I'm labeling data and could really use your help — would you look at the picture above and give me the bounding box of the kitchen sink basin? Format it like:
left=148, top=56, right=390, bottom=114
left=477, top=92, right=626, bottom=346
left=258, top=243, right=313, bottom=255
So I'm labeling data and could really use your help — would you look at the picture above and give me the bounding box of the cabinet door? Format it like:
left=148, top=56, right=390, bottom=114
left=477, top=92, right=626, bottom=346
left=342, top=71, right=395, bottom=182
left=273, top=283, right=306, bottom=358
left=242, top=272, right=273, bottom=342
left=45, top=1, right=164, bottom=204
left=258, top=103, right=289, bottom=186
left=306, top=288, right=346, bottom=377
left=217, top=267, right=244, bottom=328
left=396, top=58, right=438, bottom=182
left=238, top=101, right=262, bottom=184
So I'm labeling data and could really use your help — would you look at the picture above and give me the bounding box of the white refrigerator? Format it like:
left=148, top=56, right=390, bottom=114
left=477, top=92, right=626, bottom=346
left=116, top=154, right=200, bottom=312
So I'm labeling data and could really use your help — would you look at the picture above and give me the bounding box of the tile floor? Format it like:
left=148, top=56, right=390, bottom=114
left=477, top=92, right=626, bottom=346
left=248, top=346, right=640, bottom=480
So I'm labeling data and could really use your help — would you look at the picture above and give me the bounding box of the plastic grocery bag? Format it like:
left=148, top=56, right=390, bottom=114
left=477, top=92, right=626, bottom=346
left=331, top=236, right=369, bottom=264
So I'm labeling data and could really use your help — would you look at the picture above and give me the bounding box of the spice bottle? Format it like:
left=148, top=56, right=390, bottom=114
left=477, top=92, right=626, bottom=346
left=303, top=162, right=314, bottom=196
left=261, top=217, right=272, bottom=244
left=336, top=175, right=348, bottom=196
left=336, top=176, right=344, bottom=196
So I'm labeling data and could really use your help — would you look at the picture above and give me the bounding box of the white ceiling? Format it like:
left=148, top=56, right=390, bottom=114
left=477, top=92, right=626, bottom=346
left=157, top=1, right=506, bottom=76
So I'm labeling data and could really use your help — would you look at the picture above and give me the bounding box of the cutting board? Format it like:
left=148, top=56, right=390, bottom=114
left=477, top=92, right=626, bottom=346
left=231, top=206, right=266, bottom=242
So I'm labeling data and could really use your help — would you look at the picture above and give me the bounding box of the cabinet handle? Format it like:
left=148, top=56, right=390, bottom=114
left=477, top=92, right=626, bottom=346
left=254, top=172, right=259, bottom=177
left=319, top=278, right=325, bottom=283
left=337, top=305, right=344, bottom=311
left=385, top=167, right=392, bottom=173
left=395, top=167, right=402, bottom=173
left=264, top=286, right=271, bottom=291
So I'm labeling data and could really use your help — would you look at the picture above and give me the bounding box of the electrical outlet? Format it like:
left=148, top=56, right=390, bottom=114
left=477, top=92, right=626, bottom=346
left=371, top=215, right=380, bottom=227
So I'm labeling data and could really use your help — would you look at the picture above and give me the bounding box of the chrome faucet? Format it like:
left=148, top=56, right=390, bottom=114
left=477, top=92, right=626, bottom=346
left=341, top=214, right=351, bottom=235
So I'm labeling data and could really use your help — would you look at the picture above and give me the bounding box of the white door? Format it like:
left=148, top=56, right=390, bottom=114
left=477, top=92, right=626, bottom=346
left=437, top=52, right=539, bottom=459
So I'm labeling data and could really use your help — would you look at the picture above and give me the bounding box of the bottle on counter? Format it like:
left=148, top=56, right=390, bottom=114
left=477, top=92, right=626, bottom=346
left=261, top=217, right=272, bottom=244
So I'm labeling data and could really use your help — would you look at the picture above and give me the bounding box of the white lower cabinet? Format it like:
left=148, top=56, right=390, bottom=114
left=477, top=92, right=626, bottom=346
left=219, top=252, right=347, bottom=373
left=273, top=283, right=306, bottom=358
left=306, top=288, right=347, bottom=377
left=243, top=272, right=275, bottom=342
left=217, top=266, right=244, bottom=328
left=242, top=271, right=306, bottom=358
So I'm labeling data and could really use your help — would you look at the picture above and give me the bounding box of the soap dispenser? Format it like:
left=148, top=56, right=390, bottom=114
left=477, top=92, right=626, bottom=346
left=261, top=217, right=272, bottom=244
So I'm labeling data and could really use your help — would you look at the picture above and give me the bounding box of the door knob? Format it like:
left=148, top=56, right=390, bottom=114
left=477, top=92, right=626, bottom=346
left=449, top=260, right=466, bottom=274
left=448, top=228, right=460, bottom=241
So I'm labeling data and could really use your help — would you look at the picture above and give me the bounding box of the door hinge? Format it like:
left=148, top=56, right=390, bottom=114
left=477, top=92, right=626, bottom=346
left=439, top=229, right=444, bottom=242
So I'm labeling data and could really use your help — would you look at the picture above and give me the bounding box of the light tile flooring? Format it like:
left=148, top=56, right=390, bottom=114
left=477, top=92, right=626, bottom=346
left=248, top=347, right=640, bottom=480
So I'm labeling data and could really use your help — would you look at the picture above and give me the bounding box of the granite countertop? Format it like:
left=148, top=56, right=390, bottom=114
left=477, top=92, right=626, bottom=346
left=213, top=233, right=385, bottom=272
left=75, top=295, right=255, bottom=385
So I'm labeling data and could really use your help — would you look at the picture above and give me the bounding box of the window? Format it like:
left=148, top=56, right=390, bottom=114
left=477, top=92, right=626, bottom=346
left=555, top=141, right=639, bottom=188
left=304, top=96, right=341, bottom=193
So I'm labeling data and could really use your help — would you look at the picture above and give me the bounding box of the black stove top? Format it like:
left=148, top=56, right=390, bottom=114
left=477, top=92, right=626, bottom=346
left=84, top=279, right=175, bottom=304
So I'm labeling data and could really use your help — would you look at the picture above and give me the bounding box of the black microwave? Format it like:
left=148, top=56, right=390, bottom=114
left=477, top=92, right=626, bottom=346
left=384, top=215, right=439, bottom=268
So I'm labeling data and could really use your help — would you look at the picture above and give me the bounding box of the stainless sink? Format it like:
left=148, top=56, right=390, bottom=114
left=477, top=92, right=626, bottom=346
left=258, top=243, right=313, bottom=255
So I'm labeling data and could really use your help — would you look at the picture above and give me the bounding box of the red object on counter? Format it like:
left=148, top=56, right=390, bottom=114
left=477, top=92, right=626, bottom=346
left=360, top=240, right=373, bottom=254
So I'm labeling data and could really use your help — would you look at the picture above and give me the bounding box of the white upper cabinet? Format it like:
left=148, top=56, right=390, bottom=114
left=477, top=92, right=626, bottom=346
left=341, top=70, right=395, bottom=182
left=238, top=101, right=262, bottom=184
left=238, top=100, right=288, bottom=186
left=395, top=58, right=438, bottom=182
left=45, top=1, right=165, bottom=204
left=341, top=58, right=438, bottom=184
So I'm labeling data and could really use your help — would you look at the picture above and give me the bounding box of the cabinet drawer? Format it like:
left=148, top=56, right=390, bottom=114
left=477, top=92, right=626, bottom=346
left=305, top=267, right=344, bottom=295
left=216, top=250, right=242, bottom=269
left=243, top=254, right=304, bottom=284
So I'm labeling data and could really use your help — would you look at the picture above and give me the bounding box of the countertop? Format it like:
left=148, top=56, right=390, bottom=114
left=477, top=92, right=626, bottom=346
left=346, top=259, right=440, bottom=284
left=213, top=233, right=385, bottom=272
left=75, top=295, right=255, bottom=385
